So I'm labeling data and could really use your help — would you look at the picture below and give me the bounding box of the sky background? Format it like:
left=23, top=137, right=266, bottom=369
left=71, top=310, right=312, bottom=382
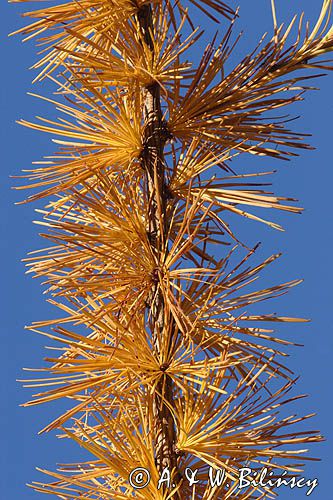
left=1, top=0, right=332, bottom=498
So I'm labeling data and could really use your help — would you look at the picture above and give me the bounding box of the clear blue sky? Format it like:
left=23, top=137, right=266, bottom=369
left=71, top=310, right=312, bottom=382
left=1, top=1, right=332, bottom=498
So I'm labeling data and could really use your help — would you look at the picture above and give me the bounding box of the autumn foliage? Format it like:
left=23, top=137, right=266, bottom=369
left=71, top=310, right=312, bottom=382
left=10, top=0, right=333, bottom=497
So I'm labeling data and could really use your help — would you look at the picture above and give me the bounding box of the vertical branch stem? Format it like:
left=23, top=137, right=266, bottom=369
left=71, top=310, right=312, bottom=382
left=137, top=3, right=180, bottom=488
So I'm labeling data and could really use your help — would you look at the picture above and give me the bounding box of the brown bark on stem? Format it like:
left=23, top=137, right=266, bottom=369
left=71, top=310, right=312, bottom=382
left=137, top=3, right=180, bottom=491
